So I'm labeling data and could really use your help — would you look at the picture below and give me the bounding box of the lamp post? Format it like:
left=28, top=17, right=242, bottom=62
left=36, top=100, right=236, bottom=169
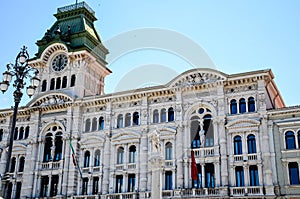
left=0, top=46, right=40, bottom=198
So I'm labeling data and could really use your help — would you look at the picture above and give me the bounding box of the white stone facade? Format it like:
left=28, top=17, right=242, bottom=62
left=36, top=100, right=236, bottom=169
left=0, top=2, right=299, bottom=199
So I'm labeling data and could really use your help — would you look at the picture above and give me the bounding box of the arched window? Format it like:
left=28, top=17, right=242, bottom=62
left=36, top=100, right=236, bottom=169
left=25, top=126, right=30, bottom=139
left=165, top=142, right=172, bottom=160
left=247, top=134, right=256, bottom=154
left=99, top=117, right=104, bottom=130
left=18, top=156, right=25, bottom=172
left=125, top=113, right=131, bottom=127
left=203, top=114, right=213, bottom=147
left=10, top=157, right=16, bottom=173
left=117, top=147, right=124, bottom=164
left=42, top=80, right=47, bottom=92
left=249, top=165, right=259, bottom=186
left=50, top=78, right=55, bottom=90
left=54, top=132, right=63, bottom=161
left=85, top=119, right=91, bottom=132
left=94, top=150, right=100, bottom=167
left=289, top=162, right=300, bottom=185
left=0, top=129, right=3, bottom=141
left=161, top=108, right=166, bottom=122
left=153, top=109, right=159, bottom=123
left=43, top=133, right=53, bottom=162
left=117, top=114, right=123, bottom=128
left=285, top=131, right=296, bottom=149
left=230, top=99, right=237, bottom=114
left=129, top=145, right=136, bottom=163
left=91, top=117, right=97, bottom=132
left=168, top=107, right=174, bottom=122
left=239, top=98, right=246, bottom=113
left=62, top=76, right=67, bottom=88
left=84, top=151, right=90, bottom=167
left=248, top=97, right=255, bottom=112
left=70, top=74, right=76, bottom=87
left=133, top=112, right=139, bottom=125
left=235, top=166, right=245, bottom=187
left=234, top=136, right=243, bottom=155
left=56, top=77, right=61, bottom=89
left=18, top=127, right=24, bottom=140
left=14, top=127, right=18, bottom=140
left=191, top=118, right=200, bottom=148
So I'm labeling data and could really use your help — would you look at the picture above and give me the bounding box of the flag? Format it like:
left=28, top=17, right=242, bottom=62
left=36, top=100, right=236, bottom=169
left=69, top=138, right=77, bottom=166
left=191, top=150, right=198, bottom=181
left=69, top=137, right=83, bottom=179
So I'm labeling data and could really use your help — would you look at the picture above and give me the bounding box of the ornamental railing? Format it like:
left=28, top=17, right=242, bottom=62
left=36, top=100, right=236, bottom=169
left=57, top=2, right=95, bottom=15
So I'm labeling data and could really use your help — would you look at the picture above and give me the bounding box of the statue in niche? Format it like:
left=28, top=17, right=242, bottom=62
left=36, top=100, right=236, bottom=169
left=199, top=119, right=206, bottom=147
left=152, top=129, right=161, bottom=153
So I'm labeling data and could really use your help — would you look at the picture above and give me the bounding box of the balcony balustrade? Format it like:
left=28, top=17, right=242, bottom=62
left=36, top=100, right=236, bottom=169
left=193, top=146, right=219, bottom=158
left=40, top=160, right=62, bottom=170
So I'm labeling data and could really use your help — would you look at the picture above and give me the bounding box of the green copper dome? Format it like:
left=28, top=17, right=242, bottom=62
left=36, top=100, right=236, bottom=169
left=34, top=2, right=108, bottom=65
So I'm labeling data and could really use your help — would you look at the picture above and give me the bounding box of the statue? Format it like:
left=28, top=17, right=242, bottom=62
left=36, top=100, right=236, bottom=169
left=199, top=119, right=205, bottom=147
left=152, top=129, right=161, bottom=153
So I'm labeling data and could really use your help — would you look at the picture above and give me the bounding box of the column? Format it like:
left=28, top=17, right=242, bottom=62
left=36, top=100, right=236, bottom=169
left=184, top=160, right=189, bottom=188
left=215, top=162, right=220, bottom=187
left=150, top=154, right=164, bottom=199
left=102, top=134, right=111, bottom=194
left=176, top=124, right=184, bottom=188
left=257, top=163, right=263, bottom=186
left=243, top=165, right=249, bottom=187
left=201, top=164, right=205, bottom=188
left=47, top=175, right=52, bottom=197
left=140, top=129, right=148, bottom=192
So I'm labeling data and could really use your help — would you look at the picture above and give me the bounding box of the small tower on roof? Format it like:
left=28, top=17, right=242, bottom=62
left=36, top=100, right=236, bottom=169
left=29, top=1, right=111, bottom=99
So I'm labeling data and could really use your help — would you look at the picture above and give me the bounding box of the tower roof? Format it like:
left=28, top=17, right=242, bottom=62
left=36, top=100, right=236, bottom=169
left=33, top=1, right=108, bottom=65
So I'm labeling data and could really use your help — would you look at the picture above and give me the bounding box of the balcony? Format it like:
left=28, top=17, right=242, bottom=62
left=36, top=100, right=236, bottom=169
left=193, top=146, right=219, bottom=158
left=230, top=186, right=264, bottom=196
left=40, top=160, right=62, bottom=170
left=165, top=160, right=175, bottom=167
left=233, top=154, right=258, bottom=162
left=82, top=166, right=103, bottom=174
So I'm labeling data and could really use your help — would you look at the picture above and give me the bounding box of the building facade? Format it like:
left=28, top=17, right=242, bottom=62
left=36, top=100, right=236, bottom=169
left=0, top=2, right=299, bottom=199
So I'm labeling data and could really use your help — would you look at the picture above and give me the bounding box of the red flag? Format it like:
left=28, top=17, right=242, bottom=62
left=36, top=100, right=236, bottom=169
left=191, top=150, right=198, bottom=180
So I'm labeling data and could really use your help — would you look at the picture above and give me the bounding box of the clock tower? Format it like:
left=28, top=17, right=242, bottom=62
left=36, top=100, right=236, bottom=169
left=29, top=2, right=111, bottom=99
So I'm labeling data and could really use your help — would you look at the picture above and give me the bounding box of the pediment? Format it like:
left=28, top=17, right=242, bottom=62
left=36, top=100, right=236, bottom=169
left=168, top=68, right=227, bottom=87
left=12, top=142, right=27, bottom=154
left=112, top=131, right=141, bottom=142
left=80, top=135, right=105, bottom=148
left=27, top=92, right=74, bottom=107
left=226, top=119, right=260, bottom=129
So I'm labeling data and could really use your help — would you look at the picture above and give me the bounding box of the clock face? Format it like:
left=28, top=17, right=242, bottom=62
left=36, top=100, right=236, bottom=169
left=51, top=54, right=68, bottom=71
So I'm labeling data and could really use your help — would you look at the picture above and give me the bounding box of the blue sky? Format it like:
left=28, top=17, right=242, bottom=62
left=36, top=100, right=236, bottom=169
left=0, top=0, right=299, bottom=108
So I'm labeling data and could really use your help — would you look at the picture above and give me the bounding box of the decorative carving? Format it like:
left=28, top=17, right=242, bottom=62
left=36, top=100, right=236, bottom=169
left=171, top=71, right=226, bottom=88
left=152, top=129, right=162, bottom=153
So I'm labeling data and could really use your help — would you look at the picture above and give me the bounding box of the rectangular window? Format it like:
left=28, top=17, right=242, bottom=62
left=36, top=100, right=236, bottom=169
left=82, top=178, right=88, bottom=195
left=289, top=162, right=300, bottom=185
left=249, top=166, right=259, bottom=186
left=40, top=176, right=49, bottom=197
left=93, top=177, right=99, bottom=194
left=50, top=175, right=59, bottom=197
left=235, top=167, right=245, bottom=187
left=128, top=174, right=136, bottom=192
left=15, top=182, right=22, bottom=199
left=193, top=164, right=202, bottom=188
left=165, top=171, right=172, bottom=190
left=116, top=175, right=123, bottom=193
left=205, top=163, right=215, bottom=188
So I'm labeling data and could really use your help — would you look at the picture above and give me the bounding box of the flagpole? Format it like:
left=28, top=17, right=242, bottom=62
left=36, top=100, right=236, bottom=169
left=69, top=137, right=83, bottom=179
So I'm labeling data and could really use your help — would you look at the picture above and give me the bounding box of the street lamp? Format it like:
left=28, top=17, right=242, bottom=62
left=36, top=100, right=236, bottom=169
left=0, top=46, right=40, bottom=197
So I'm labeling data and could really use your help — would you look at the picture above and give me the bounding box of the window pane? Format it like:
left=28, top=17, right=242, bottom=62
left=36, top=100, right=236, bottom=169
left=289, top=162, right=300, bottom=185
